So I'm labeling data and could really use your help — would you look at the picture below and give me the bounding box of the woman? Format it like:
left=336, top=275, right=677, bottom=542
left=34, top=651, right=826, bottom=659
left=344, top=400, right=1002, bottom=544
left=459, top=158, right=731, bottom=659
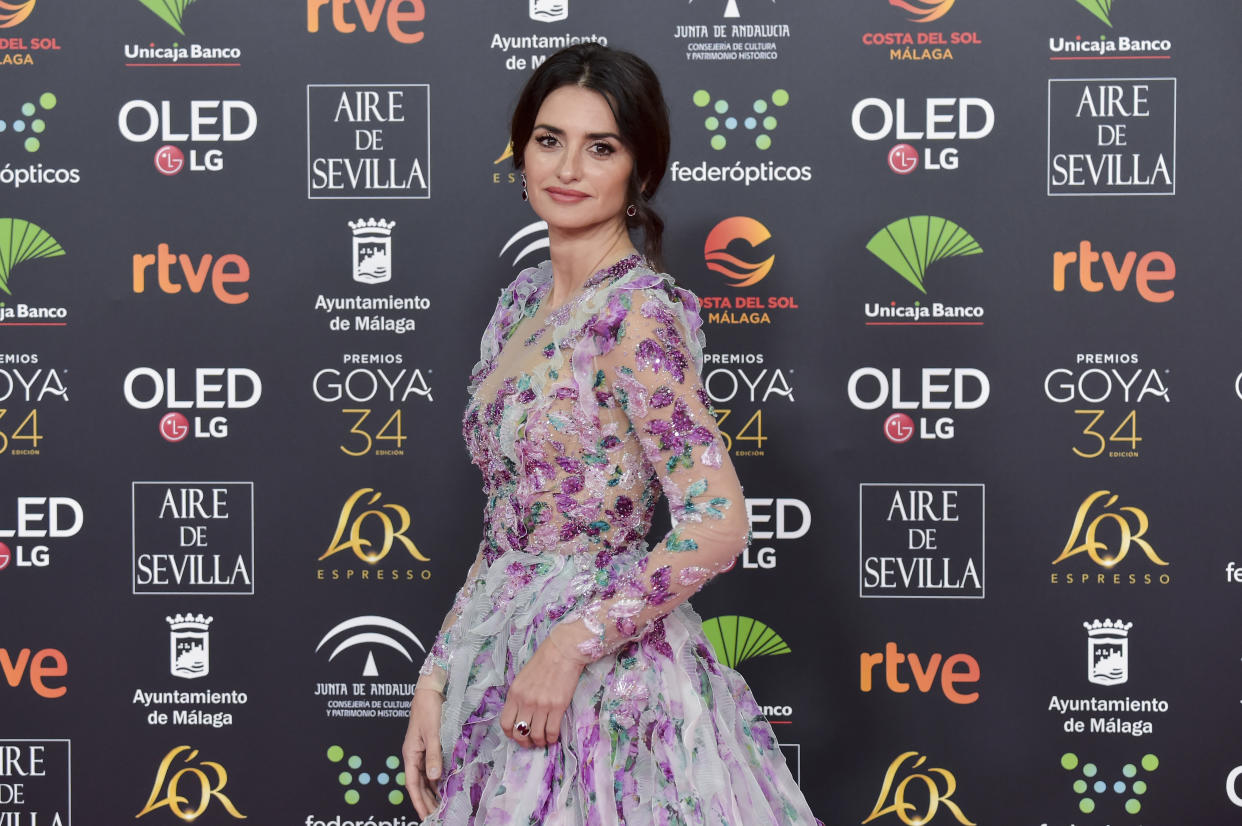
left=403, top=43, right=818, bottom=825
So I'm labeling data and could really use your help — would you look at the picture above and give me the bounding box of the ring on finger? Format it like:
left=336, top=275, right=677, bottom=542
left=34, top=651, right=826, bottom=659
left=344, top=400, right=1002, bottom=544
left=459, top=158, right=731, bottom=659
left=514, top=719, right=531, bottom=737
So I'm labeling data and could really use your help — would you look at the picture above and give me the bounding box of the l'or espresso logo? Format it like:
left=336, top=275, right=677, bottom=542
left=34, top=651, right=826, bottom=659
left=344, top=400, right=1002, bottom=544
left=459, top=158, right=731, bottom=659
left=0, top=495, right=83, bottom=574
left=117, top=98, right=258, bottom=176
left=1048, top=79, right=1175, bottom=196
left=137, top=746, right=245, bottom=821
left=860, top=485, right=983, bottom=599
left=704, top=354, right=794, bottom=458
left=313, top=355, right=432, bottom=457
left=307, top=84, right=430, bottom=199
left=1051, top=490, right=1170, bottom=585
left=1049, top=1, right=1173, bottom=61
left=848, top=367, right=990, bottom=443
left=314, top=219, right=431, bottom=335
left=124, top=0, right=243, bottom=68
left=1048, top=619, right=1169, bottom=738
left=132, top=614, right=249, bottom=729
left=0, top=740, right=70, bottom=826
left=671, top=0, right=791, bottom=63
left=740, top=496, right=810, bottom=570
left=852, top=96, right=994, bottom=175
left=864, top=216, right=985, bottom=325
left=0, top=0, right=65, bottom=68
left=863, top=751, right=975, bottom=825
left=0, top=219, right=69, bottom=323
left=132, top=244, right=250, bottom=305
left=0, top=354, right=69, bottom=456
left=1053, top=239, right=1174, bottom=302
left=317, top=488, right=431, bottom=581
left=314, top=616, right=424, bottom=718
left=861, top=0, right=983, bottom=63
left=306, top=0, right=426, bottom=43
left=699, top=218, right=799, bottom=326
left=132, top=483, right=254, bottom=595
left=123, top=367, right=262, bottom=442
left=860, top=643, right=980, bottom=704
left=1044, top=354, right=1170, bottom=459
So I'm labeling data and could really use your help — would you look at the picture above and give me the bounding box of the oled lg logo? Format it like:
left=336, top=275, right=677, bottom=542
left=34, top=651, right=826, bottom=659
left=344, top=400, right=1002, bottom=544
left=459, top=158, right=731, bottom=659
left=848, top=367, right=990, bottom=442
left=123, top=368, right=262, bottom=441
left=117, top=99, right=258, bottom=175
left=0, top=496, right=83, bottom=573
left=852, top=97, right=994, bottom=174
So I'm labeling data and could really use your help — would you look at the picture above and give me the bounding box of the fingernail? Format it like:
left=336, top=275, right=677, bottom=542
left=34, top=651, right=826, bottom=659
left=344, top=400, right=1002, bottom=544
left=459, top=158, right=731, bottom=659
left=429, top=767, right=440, bottom=779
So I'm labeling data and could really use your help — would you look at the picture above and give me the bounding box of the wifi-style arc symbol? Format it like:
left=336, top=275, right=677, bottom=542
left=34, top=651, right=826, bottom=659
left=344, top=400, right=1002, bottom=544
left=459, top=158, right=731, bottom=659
left=316, top=616, right=425, bottom=678
left=703, top=216, right=775, bottom=288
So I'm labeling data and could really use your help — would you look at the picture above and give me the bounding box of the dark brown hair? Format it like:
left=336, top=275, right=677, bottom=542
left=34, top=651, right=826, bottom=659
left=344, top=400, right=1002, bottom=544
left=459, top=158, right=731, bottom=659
left=510, top=43, right=671, bottom=269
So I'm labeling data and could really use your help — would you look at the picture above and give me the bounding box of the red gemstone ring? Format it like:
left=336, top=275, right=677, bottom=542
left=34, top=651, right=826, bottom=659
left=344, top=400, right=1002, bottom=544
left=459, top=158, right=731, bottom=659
left=515, top=720, right=531, bottom=737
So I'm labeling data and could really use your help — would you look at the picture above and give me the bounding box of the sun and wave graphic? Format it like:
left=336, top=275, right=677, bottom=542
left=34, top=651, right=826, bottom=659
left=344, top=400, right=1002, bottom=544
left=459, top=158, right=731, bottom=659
left=703, top=217, right=774, bottom=288
left=888, top=0, right=956, bottom=23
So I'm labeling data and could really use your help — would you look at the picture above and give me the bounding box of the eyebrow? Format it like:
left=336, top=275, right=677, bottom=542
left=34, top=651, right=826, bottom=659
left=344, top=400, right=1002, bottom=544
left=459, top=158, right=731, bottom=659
left=533, top=123, right=622, bottom=141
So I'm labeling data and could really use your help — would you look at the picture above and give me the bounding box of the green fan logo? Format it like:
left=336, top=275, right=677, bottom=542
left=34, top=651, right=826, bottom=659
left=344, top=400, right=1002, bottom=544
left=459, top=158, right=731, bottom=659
left=866, top=216, right=982, bottom=294
left=1076, top=0, right=1114, bottom=27
left=702, top=615, right=791, bottom=668
left=0, top=218, right=65, bottom=296
left=137, top=0, right=198, bottom=35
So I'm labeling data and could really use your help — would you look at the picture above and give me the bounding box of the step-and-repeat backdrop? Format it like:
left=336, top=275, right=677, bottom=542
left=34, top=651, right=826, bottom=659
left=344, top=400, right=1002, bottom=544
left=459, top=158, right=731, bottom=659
left=4, top=0, right=1240, bottom=823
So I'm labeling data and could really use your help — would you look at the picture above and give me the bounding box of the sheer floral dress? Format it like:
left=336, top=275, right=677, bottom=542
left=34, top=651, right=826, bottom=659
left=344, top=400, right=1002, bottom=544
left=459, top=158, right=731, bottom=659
left=417, top=255, right=817, bottom=825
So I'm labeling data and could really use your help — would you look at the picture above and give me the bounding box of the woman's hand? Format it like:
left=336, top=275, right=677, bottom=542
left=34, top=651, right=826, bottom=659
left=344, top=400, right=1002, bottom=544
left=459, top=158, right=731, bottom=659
left=402, top=687, right=445, bottom=819
left=500, top=629, right=588, bottom=749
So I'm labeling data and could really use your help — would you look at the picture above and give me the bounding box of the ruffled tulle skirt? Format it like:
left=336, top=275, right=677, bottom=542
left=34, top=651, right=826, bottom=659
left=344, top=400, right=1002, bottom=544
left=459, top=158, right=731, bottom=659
left=422, top=548, right=818, bottom=826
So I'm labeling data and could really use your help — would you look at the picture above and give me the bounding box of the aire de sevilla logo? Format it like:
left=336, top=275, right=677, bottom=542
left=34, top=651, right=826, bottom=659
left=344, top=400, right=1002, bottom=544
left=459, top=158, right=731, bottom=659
left=700, top=217, right=798, bottom=326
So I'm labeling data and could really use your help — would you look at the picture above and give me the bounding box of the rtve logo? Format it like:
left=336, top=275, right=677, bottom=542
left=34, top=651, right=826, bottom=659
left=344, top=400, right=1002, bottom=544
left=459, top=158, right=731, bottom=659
left=306, top=0, right=426, bottom=43
left=1053, top=241, right=1175, bottom=303
left=1, top=646, right=67, bottom=698
left=860, top=642, right=980, bottom=704
left=132, top=245, right=250, bottom=305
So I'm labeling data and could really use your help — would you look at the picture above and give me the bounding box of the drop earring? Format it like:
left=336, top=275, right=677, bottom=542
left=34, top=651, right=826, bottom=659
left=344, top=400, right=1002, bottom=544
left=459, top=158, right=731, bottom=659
left=521, top=172, right=528, bottom=201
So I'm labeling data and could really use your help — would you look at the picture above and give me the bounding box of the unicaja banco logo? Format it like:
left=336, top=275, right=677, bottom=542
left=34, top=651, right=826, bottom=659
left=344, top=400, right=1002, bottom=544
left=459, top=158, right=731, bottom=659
left=1084, top=618, right=1131, bottom=686
left=702, top=615, right=790, bottom=668
left=0, top=0, right=36, bottom=28
left=137, top=0, right=198, bottom=35
left=867, top=216, right=982, bottom=294
left=1076, top=0, right=1115, bottom=27
left=889, top=0, right=956, bottom=23
left=705, top=217, right=774, bottom=287
left=1, top=92, right=57, bottom=153
left=0, top=218, right=65, bottom=296
left=693, top=89, right=788, bottom=151
left=1059, top=752, right=1157, bottom=815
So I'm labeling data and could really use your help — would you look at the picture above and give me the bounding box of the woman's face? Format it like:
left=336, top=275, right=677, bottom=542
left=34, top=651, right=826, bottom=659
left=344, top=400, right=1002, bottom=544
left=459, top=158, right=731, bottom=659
left=522, top=84, right=634, bottom=236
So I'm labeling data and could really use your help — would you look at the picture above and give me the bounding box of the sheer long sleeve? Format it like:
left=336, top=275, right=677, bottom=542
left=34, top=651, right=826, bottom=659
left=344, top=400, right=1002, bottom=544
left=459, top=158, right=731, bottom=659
left=416, top=546, right=488, bottom=694
left=549, top=287, right=750, bottom=663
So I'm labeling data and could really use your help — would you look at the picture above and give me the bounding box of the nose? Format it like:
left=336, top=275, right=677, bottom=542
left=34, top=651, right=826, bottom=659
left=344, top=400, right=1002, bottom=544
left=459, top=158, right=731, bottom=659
left=556, top=147, right=582, bottom=183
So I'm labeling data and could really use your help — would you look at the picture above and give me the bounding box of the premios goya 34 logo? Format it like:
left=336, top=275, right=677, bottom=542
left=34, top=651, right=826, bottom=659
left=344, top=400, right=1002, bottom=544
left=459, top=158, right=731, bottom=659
left=864, top=216, right=984, bottom=325
left=863, top=751, right=975, bottom=825
left=703, top=355, right=795, bottom=459
left=699, top=217, right=799, bottom=325
left=0, top=354, right=68, bottom=457
left=0, top=218, right=68, bottom=326
left=1051, top=490, right=1170, bottom=585
left=313, top=358, right=432, bottom=457
left=137, top=745, right=245, bottom=821
left=1044, top=354, right=1169, bottom=460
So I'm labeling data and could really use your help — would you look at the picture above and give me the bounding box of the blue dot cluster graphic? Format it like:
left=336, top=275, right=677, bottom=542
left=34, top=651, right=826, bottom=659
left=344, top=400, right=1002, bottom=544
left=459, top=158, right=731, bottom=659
left=1060, top=752, right=1158, bottom=815
left=0, top=92, right=58, bottom=153
left=693, top=89, right=789, bottom=150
